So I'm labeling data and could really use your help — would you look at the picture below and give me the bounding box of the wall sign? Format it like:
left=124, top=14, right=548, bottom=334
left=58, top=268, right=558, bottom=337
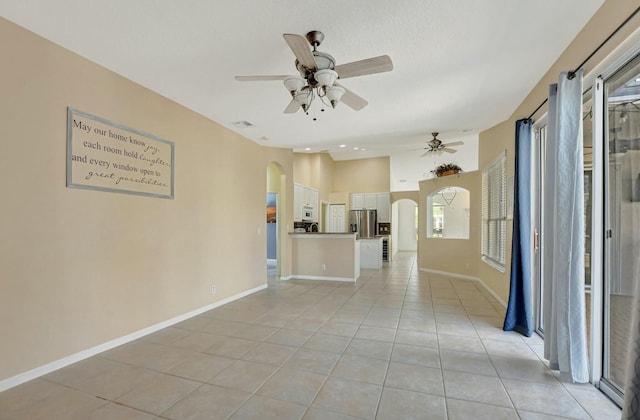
left=67, top=108, right=174, bottom=199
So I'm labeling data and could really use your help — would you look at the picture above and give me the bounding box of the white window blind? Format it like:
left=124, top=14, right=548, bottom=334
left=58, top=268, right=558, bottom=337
left=482, top=152, right=507, bottom=271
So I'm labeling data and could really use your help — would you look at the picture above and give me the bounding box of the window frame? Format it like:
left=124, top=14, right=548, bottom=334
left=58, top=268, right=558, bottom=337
left=481, top=152, right=507, bottom=272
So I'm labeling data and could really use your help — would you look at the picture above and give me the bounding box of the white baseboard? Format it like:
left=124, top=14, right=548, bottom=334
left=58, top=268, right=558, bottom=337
left=420, top=267, right=480, bottom=282
left=291, top=275, right=356, bottom=283
left=0, top=283, right=267, bottom=393
left=477, top=279, right=508, bottom=308
left=279, top=275, right=293, bottom=281
left=419, top=267, right=507, bottom=308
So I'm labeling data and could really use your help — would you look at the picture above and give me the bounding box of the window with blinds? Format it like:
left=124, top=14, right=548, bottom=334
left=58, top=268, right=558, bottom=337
left=482, top=152, right=507, bottom=271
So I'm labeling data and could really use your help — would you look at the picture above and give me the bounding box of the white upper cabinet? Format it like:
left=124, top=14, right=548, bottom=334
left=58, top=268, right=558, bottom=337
left=303, top=187, right=313, bottom=206
left=364, top=194, right=377, bottom=210
left=350, top=192, right=391, bottom=222
left=294, top=183, right=319, bottom=222
left=311, top=189, right=319, bottom=221
left=351, top=193, right=365, bottom=210
left=376, top=193, right=391, bottom=223
left=294, top=184, right=303, bottom=221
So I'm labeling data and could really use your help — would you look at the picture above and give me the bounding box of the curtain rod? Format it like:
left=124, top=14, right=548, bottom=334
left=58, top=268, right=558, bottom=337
left=528, top=6, right=640, bottom=120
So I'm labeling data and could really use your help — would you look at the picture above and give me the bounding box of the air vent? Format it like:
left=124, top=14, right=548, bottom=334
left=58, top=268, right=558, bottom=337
left=231, top=120, right=254, bottom=129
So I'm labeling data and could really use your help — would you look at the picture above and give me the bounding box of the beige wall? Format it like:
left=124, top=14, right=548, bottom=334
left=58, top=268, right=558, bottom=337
left=391, top=191, right=419, bottom=204
left=476, top=0, right=640, bottom=302
left=418, top=172, right=481, bottom=280
left=333, top=157, right=390, bottom=193
left=0, top=18, right=294, bottom=383
left=293, top=152, right=334, bottom=203
left=267, top=162, right=282, bottom=193
left=295, top=153, right=390, bottom=201
left=296, top=154, right=391, bottom=232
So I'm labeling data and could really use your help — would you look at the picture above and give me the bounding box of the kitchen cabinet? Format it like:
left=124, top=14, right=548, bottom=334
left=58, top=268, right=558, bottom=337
left=294, top=183, right=318, bottom=222
left=294, top=184, right=303, bottom=222
left=303, top=187, right=313, bottom=206
left=376, top=193, right=390, bottom=223
left=311, top=189, right=319, bottom=221
left=350, top=192, right=391, bottom=223
left=364, top=194, right=377, bottom=210
left=351, top=193, right=365, bottom=210
left=359, top=237, right=383, bottom=269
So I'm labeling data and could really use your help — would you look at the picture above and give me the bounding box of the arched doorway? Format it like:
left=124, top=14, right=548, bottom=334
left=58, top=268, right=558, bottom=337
left=392, top=198, right=418, bottom=259
left=266, top=162, right=284, bottom=280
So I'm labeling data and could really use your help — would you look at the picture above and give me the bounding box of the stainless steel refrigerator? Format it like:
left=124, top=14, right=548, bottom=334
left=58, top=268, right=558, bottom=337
left=349, top=209, right=377, bottom=238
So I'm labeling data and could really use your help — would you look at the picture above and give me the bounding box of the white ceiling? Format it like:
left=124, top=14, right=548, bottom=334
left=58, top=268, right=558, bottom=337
left=1, top=0, right=605, bottom=190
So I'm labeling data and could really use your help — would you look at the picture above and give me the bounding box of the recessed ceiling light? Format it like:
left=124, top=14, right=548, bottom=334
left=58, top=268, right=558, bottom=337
left=339, top=144, right=347, bottom=148
left=353, top=147, right=359, bottom=150
left=360, top=148, right=367, bottom=151
left=305, top=147, right=311, bottom=151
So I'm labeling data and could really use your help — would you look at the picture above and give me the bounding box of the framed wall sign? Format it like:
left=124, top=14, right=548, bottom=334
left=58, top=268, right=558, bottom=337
left=67, top=108, right=174, bottom=199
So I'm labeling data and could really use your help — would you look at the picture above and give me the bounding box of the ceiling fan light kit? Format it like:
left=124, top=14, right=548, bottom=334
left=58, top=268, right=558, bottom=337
left=325, top=84, right=345, bottom=108
left=284, top=76, right=305, bottom=95
left=314, top=69, right=337, bottom=87
left=235, top=30, right=393, bottom=118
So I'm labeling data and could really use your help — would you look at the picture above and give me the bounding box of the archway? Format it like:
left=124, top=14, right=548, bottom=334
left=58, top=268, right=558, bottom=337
left=266, top=162, right=285, bottom=280
left=392, top=198, right=418, bottom=259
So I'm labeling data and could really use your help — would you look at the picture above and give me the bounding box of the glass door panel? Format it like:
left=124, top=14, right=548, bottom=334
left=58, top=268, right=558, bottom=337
left=534, top=124, right=546, bottom=335
left=603, top=54, right=640, bottom=396
left=582, top=90, right=594, bottom=355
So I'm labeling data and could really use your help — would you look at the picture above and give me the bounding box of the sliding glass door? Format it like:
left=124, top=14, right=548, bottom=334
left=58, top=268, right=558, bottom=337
left=533, top=91, right=593, bottom=340
left=601, top=54, right=640, bottom=400
left=530, top=46, right=640, bottom=408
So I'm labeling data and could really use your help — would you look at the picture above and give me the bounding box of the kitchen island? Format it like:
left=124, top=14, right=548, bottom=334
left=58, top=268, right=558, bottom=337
left=289, top=233, right=360, bottom=282
left=358, top=236, right=384, bottom=269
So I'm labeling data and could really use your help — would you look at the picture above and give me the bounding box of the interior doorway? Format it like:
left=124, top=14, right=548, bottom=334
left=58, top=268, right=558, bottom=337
left=266, top=192, right=277, bottom=277
left=266, top=162, right=284, bottom=280
left=392, top=199, right=418, bottom=258
left=327, top=204, right=346, bottom=232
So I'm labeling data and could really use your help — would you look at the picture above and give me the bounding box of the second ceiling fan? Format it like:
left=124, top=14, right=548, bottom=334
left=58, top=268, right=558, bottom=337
left=235, top=31, right=393, bottom=115
left=413, top=132, right=464, bottom=157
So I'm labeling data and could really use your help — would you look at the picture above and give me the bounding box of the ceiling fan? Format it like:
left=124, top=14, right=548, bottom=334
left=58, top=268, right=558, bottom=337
left=412, top=132, right=464, bottom=157
left=235, top=31, right=393, bottom=116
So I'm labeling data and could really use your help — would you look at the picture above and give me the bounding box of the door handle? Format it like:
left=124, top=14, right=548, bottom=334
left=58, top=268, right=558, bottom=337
left=534, top=228, right=539, bottom=253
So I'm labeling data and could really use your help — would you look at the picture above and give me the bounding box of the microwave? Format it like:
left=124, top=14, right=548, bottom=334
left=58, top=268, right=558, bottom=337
left=302, top=206, right=314, bottom=221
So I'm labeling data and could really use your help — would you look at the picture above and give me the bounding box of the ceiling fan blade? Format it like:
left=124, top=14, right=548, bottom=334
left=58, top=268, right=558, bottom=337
left=335, top=83, right=368, bottom=110
left=442, top=141, right=464, bottom=147
left=408, top=147, right=427, bottom=151
left=235, top=75, right=290, bottom=81
left=283, top=34, right=317, bottom=70
left=283, top=98, right=300, bottom=114
left=420, top=151, right=430, bottom=158
left=442, top=148, right=458, bottom=153
left=334, top=55, right=393, bottom=79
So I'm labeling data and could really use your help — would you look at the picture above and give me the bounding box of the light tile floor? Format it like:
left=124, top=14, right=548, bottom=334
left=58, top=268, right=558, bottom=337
left=0, top=252, right=622, bottom=419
